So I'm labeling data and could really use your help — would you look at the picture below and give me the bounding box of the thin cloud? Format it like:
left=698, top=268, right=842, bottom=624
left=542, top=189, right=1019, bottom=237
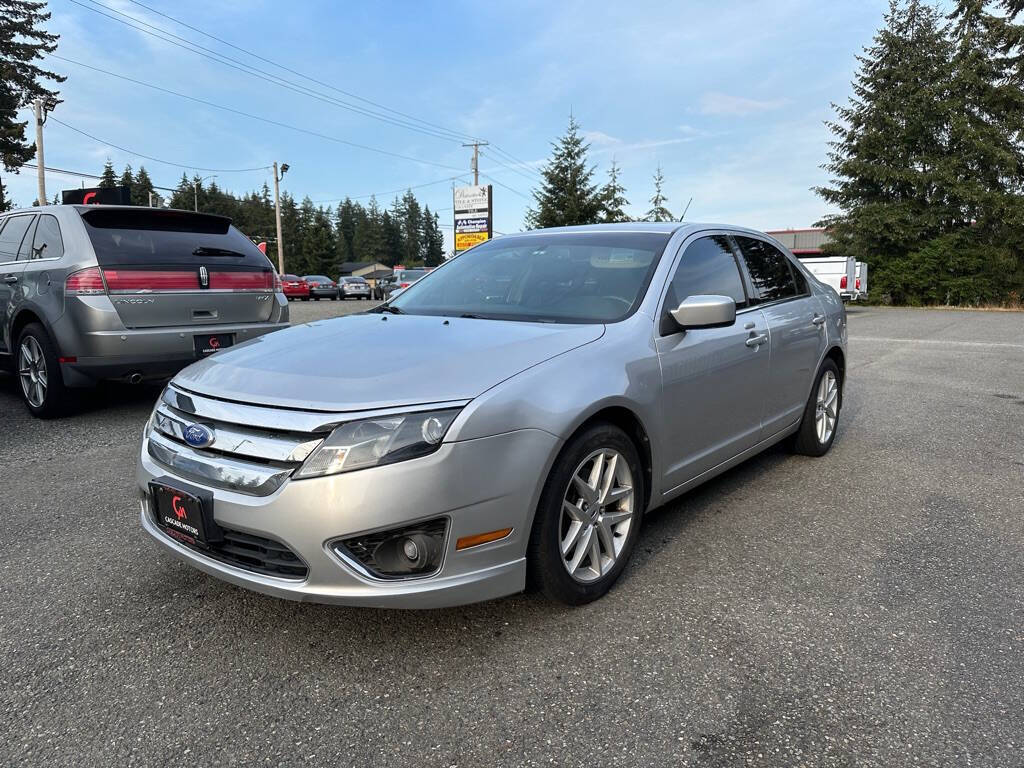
left=699, top=92, right=789, bottom=116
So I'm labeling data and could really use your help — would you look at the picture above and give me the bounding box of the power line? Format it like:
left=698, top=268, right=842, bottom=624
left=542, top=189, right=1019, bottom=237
left=73, top=0, right=475, bottom=146
left=19, top=162, right=177, bottom=191
left=487, top=144, right=543, bottom=179
left=72, top=0, right=471, bottom=145
left=312, top=174, right=472, bottom=205
left=48, top=117, right=271, bottom=173
left=48, top=54, right=467, bottom=173
left=479, top=172, right=532, bottom=200
left=124, top=0, right=482, bottom=144
left=479, top=149, right=541, bottom=185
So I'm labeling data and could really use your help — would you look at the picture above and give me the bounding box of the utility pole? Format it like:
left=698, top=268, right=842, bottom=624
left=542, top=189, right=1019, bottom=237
left=272, top=162, right=289, bottom=274
left=34, top=99, right=47, bottom=206
left=462, top=141, right=488, bottom=186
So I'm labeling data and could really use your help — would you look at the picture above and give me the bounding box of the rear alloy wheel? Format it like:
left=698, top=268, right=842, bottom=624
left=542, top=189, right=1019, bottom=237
left=791, top=358, right=841, bottom=456
left=17, top=323, right=70, bottom=418
left=528, top=423, right=644, bottom=604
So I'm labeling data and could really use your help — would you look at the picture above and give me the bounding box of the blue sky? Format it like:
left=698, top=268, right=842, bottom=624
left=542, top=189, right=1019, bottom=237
left=8, top=0, right=894, bottom=248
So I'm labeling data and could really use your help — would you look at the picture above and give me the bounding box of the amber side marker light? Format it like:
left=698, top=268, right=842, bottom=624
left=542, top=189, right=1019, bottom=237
left=456, top=528, right=513, bottom=551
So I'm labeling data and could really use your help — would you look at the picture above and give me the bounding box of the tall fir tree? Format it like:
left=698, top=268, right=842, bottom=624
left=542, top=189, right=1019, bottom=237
left=132, top=166, right=156, bottom=206
left=0, top=0, right=64, bottom=210
left=98, top=159, right=118, bottom=189
left=400, top=189, right=422, bottom=264
left=422, top=206, right=445, bottom=266
left=525, top=115, right=602, bottom=228
left=119, top=164, right=134, bottom=193
left=645, top=166, right=673, bottom=222
left=336, top=197, right=357, bottom=263
left=599, top=160, right=630, bottom=222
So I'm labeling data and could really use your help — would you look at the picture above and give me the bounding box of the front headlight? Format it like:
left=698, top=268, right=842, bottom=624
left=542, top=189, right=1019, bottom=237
left=144, top=387, right=166, bottom=438
left=294, top=408, right=461, bottom=479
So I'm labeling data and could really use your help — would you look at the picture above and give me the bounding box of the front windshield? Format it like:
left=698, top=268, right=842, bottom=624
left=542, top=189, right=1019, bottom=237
left=388, top=231, right=670, bottom=323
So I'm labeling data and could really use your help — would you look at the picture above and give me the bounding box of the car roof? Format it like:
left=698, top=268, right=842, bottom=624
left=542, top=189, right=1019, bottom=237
left=504, top=222, right=778, bottom=239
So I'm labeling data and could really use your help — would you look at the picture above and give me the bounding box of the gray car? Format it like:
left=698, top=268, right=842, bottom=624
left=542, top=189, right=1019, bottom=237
left=0, top=205, right=289, bottom=417
left=136, top=223, right=846, bottom=607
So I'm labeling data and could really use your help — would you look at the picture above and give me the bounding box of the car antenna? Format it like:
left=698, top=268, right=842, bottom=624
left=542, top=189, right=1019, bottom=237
left=678, top=197, right=693, bottom=222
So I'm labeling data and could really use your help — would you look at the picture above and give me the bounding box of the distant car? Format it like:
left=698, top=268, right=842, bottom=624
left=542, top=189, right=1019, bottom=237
left=339, top=276, right=371, bottom=300
left=281, top=274, right=310, bottom=301
left=303, top=275, right=338, bottom=300
left=388, top=268, right=430, bottom=299
left=0, top=205, right=288, bottom=417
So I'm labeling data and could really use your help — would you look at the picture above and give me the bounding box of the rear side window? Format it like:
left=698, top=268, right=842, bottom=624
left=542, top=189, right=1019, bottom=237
left=662, top=235, right=747, bottom=334
left=735, top=236, right=797, bottom=302
left=80, top=208, right=270, bottom=268
left=30, top=214, right=64, bottom=261
left=0, top=215, right=35, bottom=262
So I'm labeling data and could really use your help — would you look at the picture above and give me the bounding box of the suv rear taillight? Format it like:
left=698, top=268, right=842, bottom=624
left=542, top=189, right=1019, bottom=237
left=209, top=271, right=274, bottom=290
left=104, top=270, right=200, bottom=291
left=840, top=275, right=848, bottom=290
left=855, top=278, right=861, bottom=290
left=273, top=272, right=283, bottom=293
left=65, top=267, right=106, bottom=295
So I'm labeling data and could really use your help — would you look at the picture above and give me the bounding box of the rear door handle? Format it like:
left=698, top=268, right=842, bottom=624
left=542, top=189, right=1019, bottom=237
left=3, top=274, right=18, bottom=284
left=745, top=333, right=768, bottom=348
left=812, top=314, right=826, bottom=326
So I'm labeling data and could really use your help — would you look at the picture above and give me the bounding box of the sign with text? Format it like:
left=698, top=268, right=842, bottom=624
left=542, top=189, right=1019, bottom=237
left=453, top=184, right=492, bottom=252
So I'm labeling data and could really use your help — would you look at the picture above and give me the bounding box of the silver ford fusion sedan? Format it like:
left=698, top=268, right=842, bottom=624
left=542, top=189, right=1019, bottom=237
left=137, top=223, right=847, bottom=608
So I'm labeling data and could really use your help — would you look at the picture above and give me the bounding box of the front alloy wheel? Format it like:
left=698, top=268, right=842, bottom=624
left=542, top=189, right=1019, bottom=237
left=815, top=370, right=838, bottom=444
left=528, top=423, right=645, bottom=605
left=560, top=449, right=635, bottom=582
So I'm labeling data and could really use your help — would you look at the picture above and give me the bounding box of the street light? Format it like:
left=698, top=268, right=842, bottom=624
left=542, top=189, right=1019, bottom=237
left=272, top=162, right=289, bottom=274
left=194, top=175, right=217, bottom=212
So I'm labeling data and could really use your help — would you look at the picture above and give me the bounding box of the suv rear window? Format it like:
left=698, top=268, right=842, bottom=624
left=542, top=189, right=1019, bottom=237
left=80, top=208, right=271, bottom=268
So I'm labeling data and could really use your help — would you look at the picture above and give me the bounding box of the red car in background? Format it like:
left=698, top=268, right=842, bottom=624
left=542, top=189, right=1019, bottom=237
left=281, top=274, right=310, bottom=301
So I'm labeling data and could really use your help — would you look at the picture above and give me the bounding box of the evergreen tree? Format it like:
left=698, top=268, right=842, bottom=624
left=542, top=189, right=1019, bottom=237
left=0, top=0, right=64, bottom=207
left=401, top=189, right=422, bottom=264
left=422, top=206, right=445, bottom=267
left=119, top=164, right=134, bottom=194
left=645, top=166, right=673, bottom=222
left=354, top=196, right=387, bottom=265
left=336, top=197, right=357, bottom=263
left=132, top=166, right=156, bottom=206
left=98, top=160, right=118, bottom=189
left=598, top=160, right=630, bottom=222
left=279, top=192, right=301, bottom=274
left=169, top=173, right=192, bottom=209
left=815, top=0, right=1024, bottom=304
left=300, top=201, right=336, bottom=275
left=525, top=115, right=602, bottom=228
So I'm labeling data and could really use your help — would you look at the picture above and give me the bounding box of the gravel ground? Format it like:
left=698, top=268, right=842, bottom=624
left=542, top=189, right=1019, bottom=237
left=1, top=305, right=1021, bottom=767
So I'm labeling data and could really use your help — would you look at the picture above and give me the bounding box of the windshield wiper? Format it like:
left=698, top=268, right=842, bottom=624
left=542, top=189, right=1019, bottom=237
left=374, top=304, right=404, bottom=314
left=458, top=313, right=488, bottom=319
left=192, top=246, right=245, bottom=257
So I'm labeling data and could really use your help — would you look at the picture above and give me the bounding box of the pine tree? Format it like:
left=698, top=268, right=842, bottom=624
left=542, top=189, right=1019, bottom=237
left=132, top=166, right=156, bottom=206
left=598, top=160, right=630, bottom=222
left=0, top=0, right=65, bottom=206
left=169, top=173, right=191, bottom=209
left=401, top=189, right=422, bottom=264
left=422, top=206, right=445, bottom=266
left=279, top=192, right=300, bottom=274
left=336, top=198, right=357, bottom=263
left=525, top=115, right=602, bottom=229
left=98, top=160, right=118, bottom=189
left=645, top=166, right=673, bottom=222
left=119, top=164, right=134, bottom=194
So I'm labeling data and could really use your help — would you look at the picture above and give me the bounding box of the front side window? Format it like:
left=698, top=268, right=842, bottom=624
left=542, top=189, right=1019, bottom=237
left=29, top=214, right=64, bottom=260
left=661, top=235, right=747, bottom=335
left=389, top=232, right=670, bottom=324
left=735, top=236, right=798, bottom=302
left=0, top=215, right=35, bottom=263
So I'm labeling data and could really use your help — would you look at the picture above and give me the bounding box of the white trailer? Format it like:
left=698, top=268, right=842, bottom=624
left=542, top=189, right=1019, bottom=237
left=854, top=261, right=868, bottom=300
left=796, top=256, right=857, bottom=302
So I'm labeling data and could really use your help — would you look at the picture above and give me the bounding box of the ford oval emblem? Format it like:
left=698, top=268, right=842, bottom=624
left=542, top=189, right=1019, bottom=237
left=183, top=423, right=215, bottom=448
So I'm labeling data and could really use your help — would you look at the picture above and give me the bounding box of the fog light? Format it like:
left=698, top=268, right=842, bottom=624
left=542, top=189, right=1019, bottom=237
left=334, top=518, right=447, bottom=579
left=421, top=416, right=446, bottom=445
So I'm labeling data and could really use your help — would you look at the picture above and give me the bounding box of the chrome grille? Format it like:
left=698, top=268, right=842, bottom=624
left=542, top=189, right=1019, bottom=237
left=147, top=385, right=327, bottom=495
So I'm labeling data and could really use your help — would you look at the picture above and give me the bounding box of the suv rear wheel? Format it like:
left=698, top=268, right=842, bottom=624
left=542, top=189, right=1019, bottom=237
left=17, top=323, right=70, bottom=418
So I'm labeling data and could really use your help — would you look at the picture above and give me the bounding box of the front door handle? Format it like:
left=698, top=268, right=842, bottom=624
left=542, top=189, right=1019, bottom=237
left=745, top=333, right=768, bottom=348
left=812, top=314, right=826, bottom=326
left=3, top=274, right=18, bottom=284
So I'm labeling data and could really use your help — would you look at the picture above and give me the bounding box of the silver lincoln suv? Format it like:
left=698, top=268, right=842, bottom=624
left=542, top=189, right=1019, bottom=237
left=0, top=205, right=289, bottom=417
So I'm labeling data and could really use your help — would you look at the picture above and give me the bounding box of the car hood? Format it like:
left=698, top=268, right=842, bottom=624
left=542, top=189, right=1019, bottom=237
left=172, top=313, right=605, bottom=411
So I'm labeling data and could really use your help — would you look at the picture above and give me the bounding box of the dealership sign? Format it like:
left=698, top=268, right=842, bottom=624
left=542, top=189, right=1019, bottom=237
left=453, top=184, right=492, bottom=252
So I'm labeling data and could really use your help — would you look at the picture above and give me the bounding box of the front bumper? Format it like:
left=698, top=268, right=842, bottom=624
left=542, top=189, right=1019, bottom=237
left=137, top=427, right=560, bottom=608
left=309, top=287, right=337, bottom=297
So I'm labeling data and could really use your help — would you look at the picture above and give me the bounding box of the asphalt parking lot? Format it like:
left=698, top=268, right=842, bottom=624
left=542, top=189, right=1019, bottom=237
left=1, top=305, right=1021, bottom=767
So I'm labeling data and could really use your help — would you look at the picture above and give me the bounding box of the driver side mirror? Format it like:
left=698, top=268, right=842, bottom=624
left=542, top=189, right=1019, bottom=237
left=670, top=295, right=736, bottom=329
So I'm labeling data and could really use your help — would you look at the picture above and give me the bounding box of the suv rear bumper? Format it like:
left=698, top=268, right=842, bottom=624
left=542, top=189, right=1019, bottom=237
left=60, top=320, right=289, bottom=386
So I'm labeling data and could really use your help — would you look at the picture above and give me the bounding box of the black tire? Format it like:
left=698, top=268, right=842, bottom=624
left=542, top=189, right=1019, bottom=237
left=16, top=323, right=72, bottom=419
left=527, top=423, right=645, bottom=605
left=790, top=358, right=841, bottom=457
